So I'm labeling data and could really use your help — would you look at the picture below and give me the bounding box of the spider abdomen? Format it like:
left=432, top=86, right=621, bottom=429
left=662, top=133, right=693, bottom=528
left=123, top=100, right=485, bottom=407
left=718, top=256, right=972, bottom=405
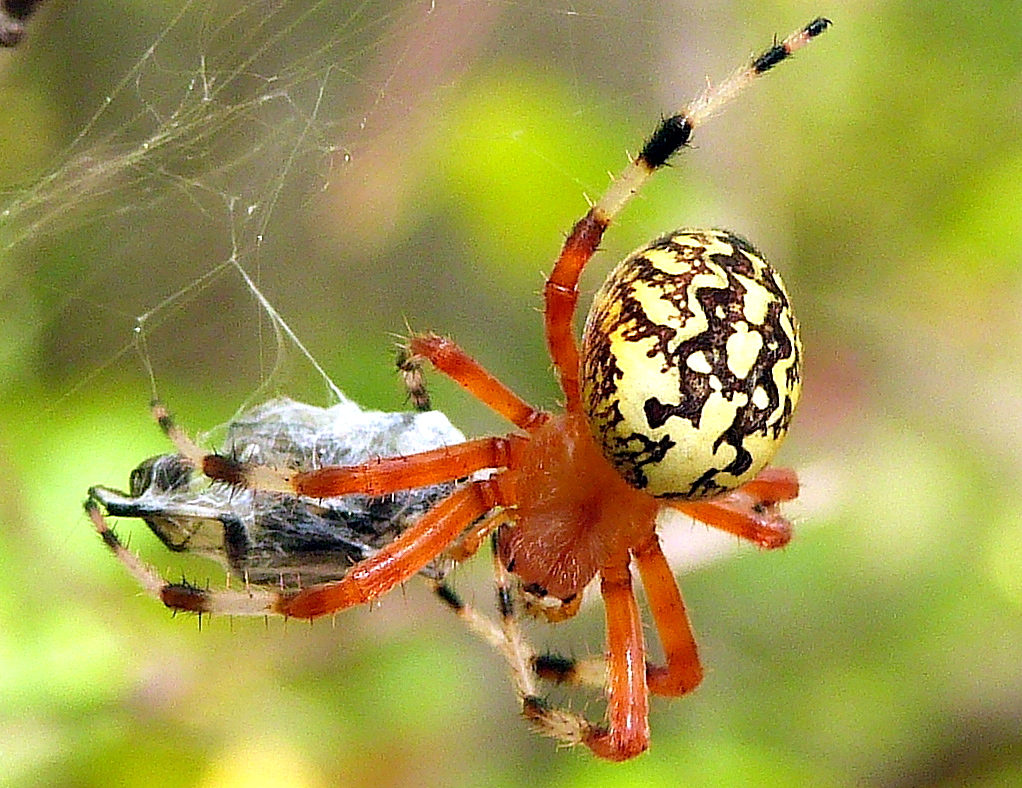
left=580, top=229, right=801, bottom=499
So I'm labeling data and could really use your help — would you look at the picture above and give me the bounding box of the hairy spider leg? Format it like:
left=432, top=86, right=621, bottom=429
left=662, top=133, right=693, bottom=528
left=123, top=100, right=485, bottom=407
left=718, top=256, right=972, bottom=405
left=396, top=346, right=433, bottom=412
left=85, top=499, right=279, bottom=616
left=221, top=331, right=548, bottom=494
left=86, top=499, right=177, bottom=599
left=107, top=474, right=510, bottom=619
left=516, top=521, right=702, bottom=757
left=272, top=478, right=508, bottom=619
left=583, top=555, right=649, bottom=760
left=446, top=508, right=510, bottom=564
left=406, top=332, right=550, bottom=432
left=530, top=532, right=704, bottom=699
left=244, top=436, right=523, bottom=499
left=544, top=16, right=831, bottom=412
left=153, top=394, right=522, bottom=498
left=184, top=331, right=549, bottom=497
left=632, top=532, right=702, bottom=695
left=432, top=531, right=702, bottom=728
left=436, top=531, right=611, bottom=750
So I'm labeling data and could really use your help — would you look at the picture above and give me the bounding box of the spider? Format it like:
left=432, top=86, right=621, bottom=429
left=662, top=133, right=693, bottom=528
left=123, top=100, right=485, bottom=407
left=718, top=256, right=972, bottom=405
left=87, top=18, right=829, bottom=761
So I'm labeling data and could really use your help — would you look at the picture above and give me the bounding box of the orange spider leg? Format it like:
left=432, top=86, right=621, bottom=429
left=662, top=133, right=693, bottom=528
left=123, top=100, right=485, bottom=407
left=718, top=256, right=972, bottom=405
left=545, top=211, right=610, bottom=412
left=670, top=466, right=799, bottom=549
left=447, top=509, right=511, bottom=563
left=407, top=332, right=548, bottom=431
left=632, top=532, right=703, bottom=696
left=737, top=465, right=800, bottom=501
left=251, top=435, right=526, bottom=499
left=585, top=555, right=650, bottom=761
left=273, top=477, right=508, bottom=620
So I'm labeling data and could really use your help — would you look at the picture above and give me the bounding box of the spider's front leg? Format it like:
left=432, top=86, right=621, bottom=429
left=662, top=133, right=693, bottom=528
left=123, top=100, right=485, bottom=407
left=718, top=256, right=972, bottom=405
left=274, top=478, right=505, bottom=619
left=155, top=394, right=522, bottom=499
left=101, top=475, right=509, bottom=618
left=152, top=476, right=509, bottom=619
left=84, top=498, right=279, bottom=617
left=93, top=399, right=524, bottom=620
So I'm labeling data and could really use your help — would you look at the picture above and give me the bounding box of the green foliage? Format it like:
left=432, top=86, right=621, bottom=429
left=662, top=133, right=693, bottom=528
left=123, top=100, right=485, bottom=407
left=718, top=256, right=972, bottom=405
left=3, top=2, right=1022, bottom=786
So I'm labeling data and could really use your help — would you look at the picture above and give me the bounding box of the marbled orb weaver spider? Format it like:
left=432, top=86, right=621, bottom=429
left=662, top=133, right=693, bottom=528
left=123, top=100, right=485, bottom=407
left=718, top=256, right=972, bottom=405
left=86, top=18, right=829, bottom=761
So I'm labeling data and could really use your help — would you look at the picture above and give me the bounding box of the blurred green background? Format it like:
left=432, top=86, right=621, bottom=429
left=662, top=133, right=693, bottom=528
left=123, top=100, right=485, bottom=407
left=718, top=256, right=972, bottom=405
left=2, top=1, right=1022, bottom=786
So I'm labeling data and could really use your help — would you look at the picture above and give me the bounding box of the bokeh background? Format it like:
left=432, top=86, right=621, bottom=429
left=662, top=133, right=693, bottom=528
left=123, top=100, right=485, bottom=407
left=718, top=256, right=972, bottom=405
left=2, top=1, right=1021, bottom=786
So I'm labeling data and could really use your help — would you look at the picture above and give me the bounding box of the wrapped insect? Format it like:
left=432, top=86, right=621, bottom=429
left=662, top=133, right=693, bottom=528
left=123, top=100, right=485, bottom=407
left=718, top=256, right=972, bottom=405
left=87, top=397, right=467, bottom=603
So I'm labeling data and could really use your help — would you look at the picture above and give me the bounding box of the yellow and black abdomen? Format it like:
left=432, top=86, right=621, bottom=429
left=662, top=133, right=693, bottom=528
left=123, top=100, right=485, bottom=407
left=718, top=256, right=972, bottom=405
left=580, top=229, right=801, bottom=499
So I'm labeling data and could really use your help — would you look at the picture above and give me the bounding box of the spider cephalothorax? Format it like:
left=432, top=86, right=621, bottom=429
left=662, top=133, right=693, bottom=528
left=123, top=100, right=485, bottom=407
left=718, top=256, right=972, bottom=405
left=88, top=18, right=829, bottom=761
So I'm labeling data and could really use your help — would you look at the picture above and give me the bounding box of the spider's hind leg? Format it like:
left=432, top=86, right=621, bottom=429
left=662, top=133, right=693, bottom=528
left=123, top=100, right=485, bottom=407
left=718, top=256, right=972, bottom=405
left=670, top=466, right=798, bottom=550
left=434, top=531, right=605, bottom=751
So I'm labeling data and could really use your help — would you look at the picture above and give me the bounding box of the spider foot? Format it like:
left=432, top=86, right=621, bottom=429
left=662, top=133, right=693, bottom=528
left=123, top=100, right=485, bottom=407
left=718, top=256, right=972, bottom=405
left=522, top=695, right=595, bottom=750
left=396, top=343, right=432, bottom=412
